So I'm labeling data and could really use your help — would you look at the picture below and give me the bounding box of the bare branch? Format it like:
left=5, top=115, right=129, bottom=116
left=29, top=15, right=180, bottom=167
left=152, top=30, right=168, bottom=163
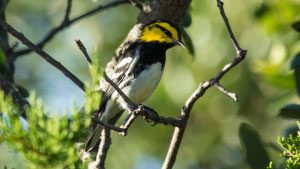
left=216, top=0, right=246, bottom=54
left=161, top=1, right=247, bottom=168
left=63, top=0, right=72, bottom=22
left=12, top=0, right=129, bottom=58
left=75, top=39, right=92, bottom=65
left=0, top=20, right=85, bottom=91
left=95, top=128, right=111, bottom=169
left=213, top=82, right=238, bottom=101
left=92, top=118, right=125, bottom=134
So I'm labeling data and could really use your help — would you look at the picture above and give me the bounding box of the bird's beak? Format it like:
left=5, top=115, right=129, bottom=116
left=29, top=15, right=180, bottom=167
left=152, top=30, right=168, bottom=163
left=173, top=39, right=186, bottom=49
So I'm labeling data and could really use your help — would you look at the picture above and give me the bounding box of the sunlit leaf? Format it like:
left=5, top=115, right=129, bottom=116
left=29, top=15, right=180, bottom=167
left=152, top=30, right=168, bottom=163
left=292, top=20, right=300, bottom=33
left=239, top=123, right=270, bottom=169
left=279, top=104, right=300, bottom=119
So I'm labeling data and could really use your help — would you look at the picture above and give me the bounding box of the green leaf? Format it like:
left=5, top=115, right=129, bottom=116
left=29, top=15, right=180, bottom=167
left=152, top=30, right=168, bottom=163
left=290, top=52, right=300, bottom=95
left=239, top=123, right=270, bottom=169
left=0, top=48, right=8, bottom=73
left=182, top=11, right=192, bottom=28
left=292, top=20, right=300, bottom=33
left=295, top=67, right=300, bottom=96
left=253, top=3, right=270, bottom=18
left=290, top=52, right=300, bottom=69
left=181, top=28, right=195, bottom=57
left=279, top=104, right=300, bottom=119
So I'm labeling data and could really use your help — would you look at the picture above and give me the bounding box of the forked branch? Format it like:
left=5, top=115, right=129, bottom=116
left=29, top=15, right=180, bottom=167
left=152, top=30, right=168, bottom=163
left=161, top=1, right=247, bottom=168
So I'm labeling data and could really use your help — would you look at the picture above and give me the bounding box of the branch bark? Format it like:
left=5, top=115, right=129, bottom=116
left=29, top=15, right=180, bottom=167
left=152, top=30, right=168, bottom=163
left=95, top=128, right=111, bottom=169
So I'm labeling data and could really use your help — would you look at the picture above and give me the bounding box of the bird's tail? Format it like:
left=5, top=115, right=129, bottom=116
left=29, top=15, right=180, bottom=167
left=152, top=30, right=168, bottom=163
left=84, top=124, right=103, bottom=152
left=84, top=110, right=124, bottom=152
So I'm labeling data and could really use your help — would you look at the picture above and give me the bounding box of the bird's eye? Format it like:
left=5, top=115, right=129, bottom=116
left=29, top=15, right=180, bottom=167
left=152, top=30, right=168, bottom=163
left=153, top=24, right=172, bottom=38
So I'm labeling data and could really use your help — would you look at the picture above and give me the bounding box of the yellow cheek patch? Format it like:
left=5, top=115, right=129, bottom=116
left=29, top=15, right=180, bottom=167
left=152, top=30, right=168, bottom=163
left=140, top=21, right=179, bottom=43
left=156, top=22, right=178, bottom=39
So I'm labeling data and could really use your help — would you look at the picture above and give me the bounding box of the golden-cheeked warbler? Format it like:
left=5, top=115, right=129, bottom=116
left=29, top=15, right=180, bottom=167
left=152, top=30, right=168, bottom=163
left=84, top=20, right=185, bottom=152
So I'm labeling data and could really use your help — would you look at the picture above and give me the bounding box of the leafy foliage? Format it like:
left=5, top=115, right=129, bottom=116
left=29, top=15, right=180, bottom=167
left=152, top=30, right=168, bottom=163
left=268, top=124, right=300, bottom=169
left=279, top=104, right=300, bottom=119
left=279, top=124, right=300, bottom=169
left=0, top=58, right=102, bottom=168
left=239, top=123, right=270, bottom=169
left=267, top=17, right=300, bottom=169
left=292, top=21, right=300, bottom=33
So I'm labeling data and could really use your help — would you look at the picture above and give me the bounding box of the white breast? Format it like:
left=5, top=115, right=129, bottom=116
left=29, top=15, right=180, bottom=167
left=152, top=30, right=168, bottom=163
left=121, top=62, right=163, bottom=105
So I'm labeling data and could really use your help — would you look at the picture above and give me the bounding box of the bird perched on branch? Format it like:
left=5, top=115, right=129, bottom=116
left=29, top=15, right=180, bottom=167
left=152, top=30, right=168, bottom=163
left=84, top=20, right=185, bottom=152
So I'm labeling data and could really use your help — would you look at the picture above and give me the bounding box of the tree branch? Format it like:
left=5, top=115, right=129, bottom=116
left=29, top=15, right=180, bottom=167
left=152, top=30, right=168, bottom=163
left=63, top=0, right=72, bottom=22
left=95, top=128, right=111, bottom=169
left=75, top=39, right=92, bottom=65
left=161, top=1, right=247, bottom=168
left=0, top=20, right=85, bottom=91
left=12, top=0, right=129, bottom=58
left=75, top=39, right=182, bottom=134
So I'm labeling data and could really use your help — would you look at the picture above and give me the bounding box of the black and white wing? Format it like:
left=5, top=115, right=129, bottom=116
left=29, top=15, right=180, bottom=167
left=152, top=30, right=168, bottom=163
left=97, top=44, right=140, bottom=113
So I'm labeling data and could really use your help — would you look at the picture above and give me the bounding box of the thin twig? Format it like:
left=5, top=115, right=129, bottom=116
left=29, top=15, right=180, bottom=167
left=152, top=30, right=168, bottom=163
left=63, top=0, right=72, bottom=22
left=103, top=73, right=137, bottom=109
left=216, top=0, right=246, bottom=55
left=12, top=0, right=129, bottom=58
left=161, top=1, right=247, bottom=168
left=213, top=82, right=238, bottom=101
left=92, top=118, right=125, bottom=134
left=75, top=39, right=92, bottom=65
left=0, top=20, right=85, bottom=91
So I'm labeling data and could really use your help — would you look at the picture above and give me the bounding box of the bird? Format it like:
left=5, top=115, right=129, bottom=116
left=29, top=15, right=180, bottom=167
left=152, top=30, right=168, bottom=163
left=84, top=20, right=185, bottom=152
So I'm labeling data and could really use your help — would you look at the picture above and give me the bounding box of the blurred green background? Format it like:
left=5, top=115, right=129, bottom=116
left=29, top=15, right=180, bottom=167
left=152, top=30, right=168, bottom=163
left=1, top=0, right=300, bottom=168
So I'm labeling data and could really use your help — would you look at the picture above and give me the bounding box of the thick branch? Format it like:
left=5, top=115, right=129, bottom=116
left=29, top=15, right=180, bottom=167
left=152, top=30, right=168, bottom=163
left=95, top=128, right=111, bottom=169
left=0, top=20, right=85, bottom=91
left=12, top=0, right=129, bottom=58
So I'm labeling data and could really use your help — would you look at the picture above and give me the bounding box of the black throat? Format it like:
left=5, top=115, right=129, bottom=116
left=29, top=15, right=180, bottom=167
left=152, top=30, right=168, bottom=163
left=129, top=42, right=172, bottom=77
left=138, top=42, right=172, bottom=66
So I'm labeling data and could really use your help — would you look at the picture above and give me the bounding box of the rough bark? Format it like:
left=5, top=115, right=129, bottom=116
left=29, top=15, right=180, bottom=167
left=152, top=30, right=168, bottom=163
left=138, top=0, right=191, bottom=25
